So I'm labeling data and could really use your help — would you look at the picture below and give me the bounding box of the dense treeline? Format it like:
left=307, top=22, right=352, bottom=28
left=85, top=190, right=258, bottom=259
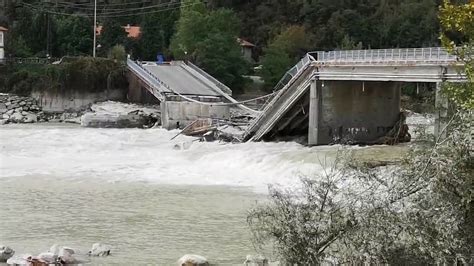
left=1, top=0, right=466, bottom=91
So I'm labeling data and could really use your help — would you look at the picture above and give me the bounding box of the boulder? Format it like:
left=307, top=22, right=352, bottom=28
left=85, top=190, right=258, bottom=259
left=9, top=112, right=23, bottom=123
left=6, top=109, right=14, bottom=115
left=0, top=119, right=8, bottom=125
left=0, top=103, right=7, bottom=113
left=19, top=101, right=26, bottom=106
left=178, top=254, right=209, bottom=266
left=2, top=114, right=9, bottom=120
left=58, top=247, right=77, bottom=264
left=88, top=243, right=111, bottom=257
left=23, top=114, right=37, bottom=123
left=6, top=254, right=32, bottom=265
left=0, top=245, right=15, bottom=262
left=244, top=255, right=269, bottom=266
left=36, top=252, right=57, bottom=264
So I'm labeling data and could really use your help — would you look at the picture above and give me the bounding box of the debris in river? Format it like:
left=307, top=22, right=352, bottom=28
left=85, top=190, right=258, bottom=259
left=6, top=253, right=32, bottom=265
left=367, top=112, right=411, bottom=145
left=243, top=254, right=270, bottom=266
left=0, top=245, right=15, bottom=262
left=178, top=254, right=209, bottom=266
left=88, top=243, right=111, bottom=257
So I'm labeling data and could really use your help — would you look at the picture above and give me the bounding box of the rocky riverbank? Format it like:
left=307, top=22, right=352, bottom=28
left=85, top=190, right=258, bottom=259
left=0, top=94, right=44, bottom=124
left=0, top=94, right=161, bottom=128
left=2, top=242, right=277, bottom=265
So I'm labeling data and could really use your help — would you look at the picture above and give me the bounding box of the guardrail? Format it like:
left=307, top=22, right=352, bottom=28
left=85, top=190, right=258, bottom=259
left=312, top=47, right=458, bottom=64
left=272, top=54, right=315, bottom=93
left=258, top=53, right=315, bottom=111
left=127, top=59, right=173, bottom=101
left=187, top=62, right=233, bottom=95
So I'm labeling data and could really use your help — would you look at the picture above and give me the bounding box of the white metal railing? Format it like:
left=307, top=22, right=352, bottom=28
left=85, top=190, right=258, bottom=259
left=127, top=59, right=172, bottom=100
left=186, top=61, right=233, bottom=95
left=245, top=53, right=316, bottom=136
left=272, top=54, right=315, bottom=93
left=312, top=47, right=458, bottom=64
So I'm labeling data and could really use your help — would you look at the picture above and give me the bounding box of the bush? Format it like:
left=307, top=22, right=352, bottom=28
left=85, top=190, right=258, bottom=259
left=3, top=57, right=128, bottom=95
left=248, top=112, right=473, bottom=264
left=108, top=45, right=127, bottom=62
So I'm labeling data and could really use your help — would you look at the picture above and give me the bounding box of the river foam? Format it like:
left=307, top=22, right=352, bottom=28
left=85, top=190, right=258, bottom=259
left=0, top=124, right=331, bottom=193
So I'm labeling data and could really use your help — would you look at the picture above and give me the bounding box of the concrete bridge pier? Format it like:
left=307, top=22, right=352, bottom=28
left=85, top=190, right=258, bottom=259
left=308, top=80, right=401, bottom=146
left=308, top=79, right=320, bottom=146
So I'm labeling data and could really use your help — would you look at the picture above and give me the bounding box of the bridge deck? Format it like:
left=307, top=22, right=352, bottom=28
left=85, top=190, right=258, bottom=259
left=142, top=62, right=222, bottom=97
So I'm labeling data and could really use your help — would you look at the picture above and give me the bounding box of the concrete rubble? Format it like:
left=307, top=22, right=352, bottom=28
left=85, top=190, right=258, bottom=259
left=81, top=101, right=160, bottom=128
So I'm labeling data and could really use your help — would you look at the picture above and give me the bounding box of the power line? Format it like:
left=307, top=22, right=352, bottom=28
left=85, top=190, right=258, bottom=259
left=54, top=0, right=170, bottom=8
left=21, top=2, right=194, bottom=18
left=50, top=1, right=181, bottom=13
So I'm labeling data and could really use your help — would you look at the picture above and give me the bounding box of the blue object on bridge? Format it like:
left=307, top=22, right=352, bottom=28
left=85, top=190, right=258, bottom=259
left=157, top=53, right=165, bottom=64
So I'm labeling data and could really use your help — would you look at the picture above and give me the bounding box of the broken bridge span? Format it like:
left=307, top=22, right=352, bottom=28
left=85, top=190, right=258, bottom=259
left=243, top=47, right=466, bottom=145
left=126, top=48, right=466, bottom=145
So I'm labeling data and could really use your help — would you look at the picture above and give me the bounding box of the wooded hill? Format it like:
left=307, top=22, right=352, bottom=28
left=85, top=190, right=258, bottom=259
left=1, top=0, right=469, bottom=92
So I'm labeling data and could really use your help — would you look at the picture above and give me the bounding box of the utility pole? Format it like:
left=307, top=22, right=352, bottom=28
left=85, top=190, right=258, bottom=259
left=93, top=0, right=97, bottom=57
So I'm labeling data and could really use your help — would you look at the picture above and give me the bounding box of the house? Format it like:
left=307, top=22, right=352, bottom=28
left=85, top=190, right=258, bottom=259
left=123, top=24, right=141, bottom=38
left=96, top=24, right=141, bottom=39
left=0, top=26, right=7, bottom=63
left=237, top=38, right=255, bottom=63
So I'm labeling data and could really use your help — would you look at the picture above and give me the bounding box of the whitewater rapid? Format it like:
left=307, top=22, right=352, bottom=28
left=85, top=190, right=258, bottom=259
left=0, top=123, right=334, bottom=193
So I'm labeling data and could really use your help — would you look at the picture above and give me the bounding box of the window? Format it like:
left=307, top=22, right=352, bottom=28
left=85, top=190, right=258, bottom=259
left=0, top=32, right=3, bottom=47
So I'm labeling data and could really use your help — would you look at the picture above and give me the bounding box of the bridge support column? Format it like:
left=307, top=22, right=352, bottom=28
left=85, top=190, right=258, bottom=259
left=308, top=79, right=321, bottom=146
left=434, top=82, right=449, bottom=139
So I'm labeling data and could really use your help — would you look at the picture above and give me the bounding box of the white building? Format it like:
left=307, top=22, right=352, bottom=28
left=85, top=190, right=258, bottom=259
left=0, top=26, right=7, bottom=63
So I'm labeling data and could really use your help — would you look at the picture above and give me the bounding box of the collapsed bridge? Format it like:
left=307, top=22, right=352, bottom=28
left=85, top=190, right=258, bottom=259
left=127, top=47, right=466, bottom=145
left=243, top=47, right=466, bottom=145
left=127, top=59, right=257, bottom=130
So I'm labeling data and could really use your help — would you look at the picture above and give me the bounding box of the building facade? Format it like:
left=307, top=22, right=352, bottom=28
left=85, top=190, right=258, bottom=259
left=0, top=26, right=7, bottom=63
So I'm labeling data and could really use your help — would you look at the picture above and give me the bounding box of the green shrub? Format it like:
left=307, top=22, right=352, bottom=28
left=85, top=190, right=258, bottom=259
left=3, top=57, right=128, bottom=95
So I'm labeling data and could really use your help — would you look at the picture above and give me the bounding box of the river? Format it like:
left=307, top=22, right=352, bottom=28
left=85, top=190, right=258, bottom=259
left=0, top=123, right=408, bottom=264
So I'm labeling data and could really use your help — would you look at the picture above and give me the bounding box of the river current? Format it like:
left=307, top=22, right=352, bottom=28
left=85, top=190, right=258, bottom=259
left=0, top=123, right=410, bottom=264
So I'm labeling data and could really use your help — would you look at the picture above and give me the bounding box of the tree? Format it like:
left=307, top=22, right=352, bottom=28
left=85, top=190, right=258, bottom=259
left=261, top=25, right=312, bottom=90
left=170, top=0, right=208, bottom=60
left=98, top=19, right=127, bottom=57
left=108, top=44, right=126, bottom=62
left=138, top=10, right=179, bottom=60
left=170, top=2, right=248, bottom=92
left=440, top=0, right=474, bottom=110
left=55, top=16, right=93, bottom=56
left=260, top=46, right=292, bottom=89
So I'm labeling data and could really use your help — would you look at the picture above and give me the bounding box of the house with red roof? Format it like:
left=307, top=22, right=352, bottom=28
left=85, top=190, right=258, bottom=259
left=237, top=38, right=256, bottom=63
left=96, top=24, right=141, bottom=39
